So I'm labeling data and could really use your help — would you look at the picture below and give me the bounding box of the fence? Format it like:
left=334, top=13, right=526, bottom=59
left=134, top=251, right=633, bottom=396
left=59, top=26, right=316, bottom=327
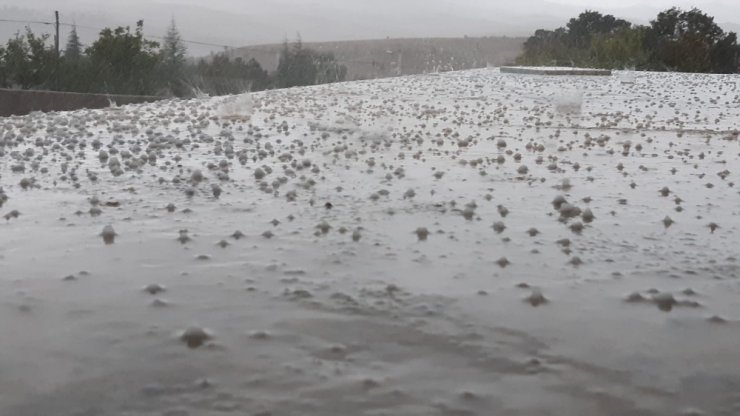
left=0, top=88, right=164, bottom=117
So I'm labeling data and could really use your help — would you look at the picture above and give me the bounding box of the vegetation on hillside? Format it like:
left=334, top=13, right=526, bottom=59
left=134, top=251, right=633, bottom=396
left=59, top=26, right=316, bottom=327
left=518, top=7, right=740, bottom=73
left=0, top=20, right=347, bottom=97
left=274, top=37, right=347, bottom=88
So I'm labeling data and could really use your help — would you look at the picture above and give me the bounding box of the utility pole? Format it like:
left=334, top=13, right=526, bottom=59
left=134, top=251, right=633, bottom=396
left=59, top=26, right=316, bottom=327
left=54, top=11, right=60, bottom=90
left=54, top=11, right=60, bottom=58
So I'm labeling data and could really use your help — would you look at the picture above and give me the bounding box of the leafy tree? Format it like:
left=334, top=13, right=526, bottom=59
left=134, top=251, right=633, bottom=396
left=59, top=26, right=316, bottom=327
left=518, top=28, right=569, bottom=65
left=0, top=22, right=349, bottom=97
left=275, top=37, right=347, bottom=88
left=86, top=20, right=160, bottom=95
left=0, top=45, right=6, bottom=87
left=590, top=26, right=649, bottom=69
left=315, top=51, right=347, bottom=84
left=645, top=8, right=739, bottom=73
left=566, top=11, right=631, bottom=49
left=276, top=38, right=316, bottom=88
left=188, top=53, right=269, bottom=95
left=1, top=29, right=56, bottom=89
left=2, top=33, right=33, bottom=88
left=711, top=32, right=740, bottom=73
left=240, top=57, right=270, bottom=90
left=519, top=7, right=739, bottom=73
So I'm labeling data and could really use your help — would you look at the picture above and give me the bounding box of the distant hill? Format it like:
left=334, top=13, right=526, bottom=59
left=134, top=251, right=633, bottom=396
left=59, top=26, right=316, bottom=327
left=232, top=37, right=525, bottom=81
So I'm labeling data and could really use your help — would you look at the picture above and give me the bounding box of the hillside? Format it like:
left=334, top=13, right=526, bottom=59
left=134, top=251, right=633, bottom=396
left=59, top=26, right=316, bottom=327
left=233, top=36, right=525, bottom=80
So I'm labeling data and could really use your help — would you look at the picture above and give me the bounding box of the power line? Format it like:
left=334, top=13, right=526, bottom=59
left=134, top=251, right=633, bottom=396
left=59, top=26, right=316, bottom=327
left=0, top=17, right=238, bottom=50
left=0, top=18, right=54, bottom=26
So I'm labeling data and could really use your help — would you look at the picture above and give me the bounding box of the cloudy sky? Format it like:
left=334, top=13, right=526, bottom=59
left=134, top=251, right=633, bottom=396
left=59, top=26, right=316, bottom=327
left=1, top=0, right=739, bottom=56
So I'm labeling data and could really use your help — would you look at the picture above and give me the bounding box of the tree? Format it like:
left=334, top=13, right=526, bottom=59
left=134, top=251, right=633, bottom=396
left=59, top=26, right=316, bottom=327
left=518, top=11, right=633, bottom=67
left=187, top=53, right=269, bottom=95
left=1, top=29, right=56, bottom=89
left=86, top=20, right=161, bottom=95
left=518, top=7, right=739, bottom=73
left=518, top=28, right=569, bottom=65
left=276, top=38, right=316, bottom=88
left=275, top=37, right=347, bottom=88
left=646, top=8, right=740, bottom=73
left=0, top=45, right=7, bottom=87
left=3, top=33, right=33, bottom=88
left=64, top=25, right=83, bottom=60
left=160, top=19, right=187, bottom=69
left=711, top=32, right=740, bottom=73
left=566, top=11, right=630, bottom=49
left=590, top=26, right=648, bottom=69
left=315, top=51, right=347, bottom=84
left=158, top=19, right=188, bottom=95
left=241, top=57, right=270, bottom=90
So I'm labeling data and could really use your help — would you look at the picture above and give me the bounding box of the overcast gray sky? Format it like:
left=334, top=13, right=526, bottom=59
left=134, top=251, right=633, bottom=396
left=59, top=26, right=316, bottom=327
left=1, top=0, right=739, bottom=56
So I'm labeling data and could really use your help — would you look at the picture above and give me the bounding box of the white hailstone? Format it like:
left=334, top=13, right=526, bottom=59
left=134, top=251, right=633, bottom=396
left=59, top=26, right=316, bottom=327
left=179, top=326, right=212, bottom=349
left=559, top=203, right=582, bottom=219
left=101, top=225, right=117, bottom=244
left=581, top=208, right=595, bottom=223
left=569, top=222, right=584, bottom=234
left=462, top=207, right=476, bottom=220
left=662, top=216, right=674, bottom=229
left=524, top=289, right=548, bottom=307
left=143, top=284, right=166, bottom=295
left=492, top=221, right=506, bottom=234
left=316, top=221, right=331, bottom=234
left=652, top=293, right=677, bottom=312
left=211, top=183, right=222, bottom=198
left=415, top=227, right=430, bottom=241
left=190, top=169, right=204, bottom=184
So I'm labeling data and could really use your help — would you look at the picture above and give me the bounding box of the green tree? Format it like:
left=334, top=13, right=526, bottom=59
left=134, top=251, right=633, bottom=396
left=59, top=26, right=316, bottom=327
left=518, top=28, right=571, bottom=66
left=0, top=45, right=6, bottom=87
left=711, top=32, right=740, bottom=73
left=276, top=38, right=316, bottom=88
left=590, top=26, right=649, bottom=69
left=86, top=20, right=161, bottom=95
left=187, top=53, right=268, bottom=96
left=315, top=51, right=347, bottom=84
left=64, top=25, right=83, bottom=60
left=518, top=7, right=739, bottom=73
left=1, top=29, right=56, bottom=89
left=646, top=7, right=739, bottom=73
left=159, top=19, right=188, bottom=95
left=56, top=24, right=90, bottom=92
left=566, top=11, right=631, bottom=49
left=3, top=33, right=33, bottom=88
left=275, top=37, right=346, bottom=88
